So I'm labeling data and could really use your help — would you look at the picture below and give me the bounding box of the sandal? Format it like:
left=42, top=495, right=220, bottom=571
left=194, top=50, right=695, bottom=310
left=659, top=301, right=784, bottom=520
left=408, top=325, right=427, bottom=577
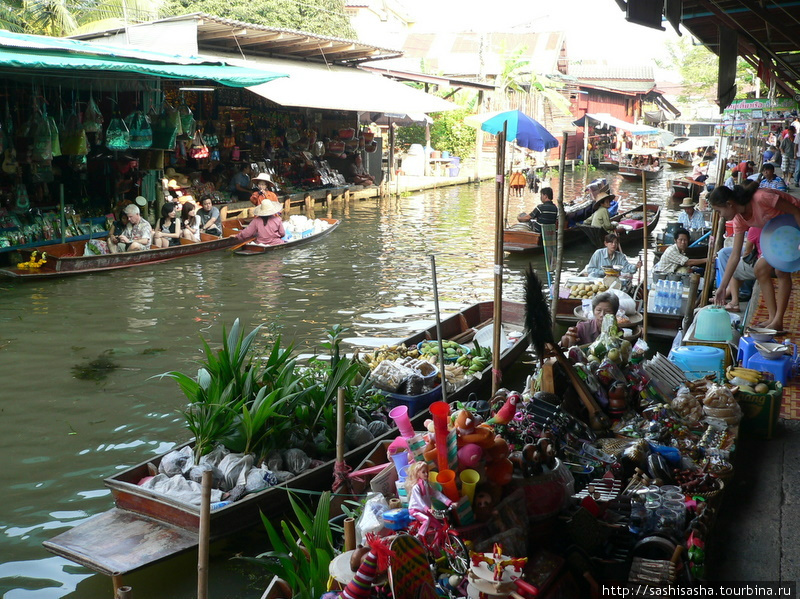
left=723, top=302, right=740, bottom=312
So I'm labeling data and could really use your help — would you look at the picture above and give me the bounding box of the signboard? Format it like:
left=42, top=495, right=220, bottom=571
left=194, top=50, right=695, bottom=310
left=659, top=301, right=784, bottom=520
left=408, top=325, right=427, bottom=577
left=722, top=98, right=797, bottom=120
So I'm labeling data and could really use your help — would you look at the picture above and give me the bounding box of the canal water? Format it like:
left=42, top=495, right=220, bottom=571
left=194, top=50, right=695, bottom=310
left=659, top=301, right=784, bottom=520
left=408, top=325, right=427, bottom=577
left=0, top=168, right=681, bottom=598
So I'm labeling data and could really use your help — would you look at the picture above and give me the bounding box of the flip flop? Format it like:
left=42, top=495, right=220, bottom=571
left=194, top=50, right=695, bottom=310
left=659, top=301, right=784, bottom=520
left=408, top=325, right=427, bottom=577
left=724, top=302, right=740, bottom=313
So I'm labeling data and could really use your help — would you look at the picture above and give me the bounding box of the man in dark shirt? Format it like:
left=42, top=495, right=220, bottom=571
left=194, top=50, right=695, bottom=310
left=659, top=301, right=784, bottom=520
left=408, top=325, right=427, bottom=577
left=517, top=187, right=557, bottom=232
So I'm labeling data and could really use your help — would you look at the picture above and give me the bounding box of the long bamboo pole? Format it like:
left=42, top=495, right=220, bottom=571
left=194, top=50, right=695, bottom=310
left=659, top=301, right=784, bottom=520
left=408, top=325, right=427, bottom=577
left=641, top=171, right=649, bottom=343
left=198, top=470, right=211, bottom=599
left=699, top=145, right=728, bottom=307
left=430, top=255, right=448, bottom=402
left=492, top=123, right=507, bottom=395
left=550, top=132, right=569, bottom=330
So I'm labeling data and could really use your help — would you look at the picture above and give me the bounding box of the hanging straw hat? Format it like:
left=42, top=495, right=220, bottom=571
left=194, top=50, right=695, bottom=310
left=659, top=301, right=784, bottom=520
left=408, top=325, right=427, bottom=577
left=593, top=192, right=616, bottom=210
left=253, top=200, right=282, bottom=218
left=679, top=197, right=697, bottom=208
left=134, top=196, right=148, bottom=207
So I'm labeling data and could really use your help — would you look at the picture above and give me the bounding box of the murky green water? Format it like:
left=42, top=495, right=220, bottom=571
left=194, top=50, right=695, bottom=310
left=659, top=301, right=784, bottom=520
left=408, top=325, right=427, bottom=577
left=0, top=169, right=681, bottom=598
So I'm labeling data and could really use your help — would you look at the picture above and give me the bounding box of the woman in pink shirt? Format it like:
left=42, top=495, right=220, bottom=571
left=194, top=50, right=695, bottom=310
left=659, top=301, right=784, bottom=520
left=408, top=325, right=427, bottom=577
left=709, top=182, right=800, bottom=331
left=236, top=200, right=286, bottom=246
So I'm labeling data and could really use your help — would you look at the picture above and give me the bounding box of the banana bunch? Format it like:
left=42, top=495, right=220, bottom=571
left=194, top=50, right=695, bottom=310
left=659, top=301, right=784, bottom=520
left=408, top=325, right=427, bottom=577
left=725, top=365, right=763, bottom=385
left=456, top=341, right=492, bottom=374
left=363, top=344, right=419, bottom=370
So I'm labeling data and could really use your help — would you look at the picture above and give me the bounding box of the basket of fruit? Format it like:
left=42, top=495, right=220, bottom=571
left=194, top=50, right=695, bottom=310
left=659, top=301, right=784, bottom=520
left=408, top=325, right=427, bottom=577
left=417, top=340, right=470, bottom=363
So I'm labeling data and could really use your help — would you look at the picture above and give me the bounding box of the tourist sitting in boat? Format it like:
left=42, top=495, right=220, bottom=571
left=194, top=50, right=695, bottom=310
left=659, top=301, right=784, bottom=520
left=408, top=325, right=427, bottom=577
left=180, top=201, right=201, bottom=243
left=114, top=204, right=152, bottom=252
left=560, top=292, right=619, bottom=347
left=709, top=182, right=800, bottom=331
left=348, top=155, right=375, bottom=186
left=678, top=198, right=706, bottom=230
left=517, top=187, right=557, bottom=233
left=654, top=228, right=707, bottom=274
left=198, top=195, right=222, bottom=237
left=249, top=173, right=279, bottom=207
left=106, top=208, right=129, bottom=254
left=583, top=233, right=640, bottom=278
left=588, top=193, right=618, bottom=233
left=235, top=199, right=286, bottom=246
left=152, top=202, right=182, bottom=249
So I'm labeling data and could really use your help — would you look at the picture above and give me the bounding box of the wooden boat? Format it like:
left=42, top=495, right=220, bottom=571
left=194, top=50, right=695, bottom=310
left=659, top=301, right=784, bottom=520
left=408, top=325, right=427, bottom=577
left=0, top=219, right=250, bottom=279
left=598, top=158, right=619, bottom=170
left=669, top=178, right=704, bottom=201
left=503, top=183, right=606, bottom=254
left=233, top=218, right=339, bottom=255
left=43, top=300, right=529, bottom=579
left=619, top=164, right=663, bottom=181
left=577, top=203, right=661, bottom=249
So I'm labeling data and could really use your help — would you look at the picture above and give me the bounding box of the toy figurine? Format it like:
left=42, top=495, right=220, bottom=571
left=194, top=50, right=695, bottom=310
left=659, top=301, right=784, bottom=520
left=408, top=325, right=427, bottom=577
left=404, top=461, right=453, bottom=537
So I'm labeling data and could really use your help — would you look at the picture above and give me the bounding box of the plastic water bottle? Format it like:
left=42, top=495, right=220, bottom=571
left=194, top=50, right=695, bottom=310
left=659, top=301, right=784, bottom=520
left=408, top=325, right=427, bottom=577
left=671, top=281, right=681, bottom=314
left=210, top=500, right=231, bottom=511
left=668, top=281, right=678, bottom=314
left=654, top=280, right=664, bottom=313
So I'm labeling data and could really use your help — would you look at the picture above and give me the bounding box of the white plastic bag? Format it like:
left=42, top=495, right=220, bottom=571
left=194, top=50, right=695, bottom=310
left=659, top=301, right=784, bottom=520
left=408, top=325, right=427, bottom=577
left=355, top=492, right=390, bottom=545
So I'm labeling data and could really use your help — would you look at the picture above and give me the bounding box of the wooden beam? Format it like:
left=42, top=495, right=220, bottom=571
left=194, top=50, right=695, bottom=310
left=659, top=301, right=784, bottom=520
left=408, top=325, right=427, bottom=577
left=197, top=28, right=247, bottom=41
left=696, top=0, right=800, bottom=91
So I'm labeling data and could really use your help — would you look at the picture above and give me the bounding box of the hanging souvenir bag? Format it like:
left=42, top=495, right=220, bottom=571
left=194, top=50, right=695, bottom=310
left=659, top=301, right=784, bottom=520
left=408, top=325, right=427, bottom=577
left=49, top=116, right=61, bottom=157
left=222, top=116, right=235, bottom=148
left=178, top=102, right=195, bottom=139
left=231, top=146, right=241, bottom=161
left=83, top=94, right=103, bottom=133
left=151, top=101, right=178, bottom=150
left=210, top=148, right=220, bottom=161
left=31, top=107, right=53, bottom=162
left=204, top=119, right=219, bottom=147
left=106, top=112, right=130, bottom=151
left=128, top=110, right=153, bottom=149
left=189, top=130, right=209, bottom=159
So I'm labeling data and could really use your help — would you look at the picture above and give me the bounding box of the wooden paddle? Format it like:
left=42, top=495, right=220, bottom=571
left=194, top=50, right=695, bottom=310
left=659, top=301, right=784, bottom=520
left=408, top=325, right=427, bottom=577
left=227, top=237, right=255, bottom=252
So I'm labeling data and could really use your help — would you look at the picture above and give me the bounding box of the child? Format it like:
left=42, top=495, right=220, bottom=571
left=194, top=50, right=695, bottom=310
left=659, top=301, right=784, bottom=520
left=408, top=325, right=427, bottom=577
left=404, top=462, right=452, bottom=537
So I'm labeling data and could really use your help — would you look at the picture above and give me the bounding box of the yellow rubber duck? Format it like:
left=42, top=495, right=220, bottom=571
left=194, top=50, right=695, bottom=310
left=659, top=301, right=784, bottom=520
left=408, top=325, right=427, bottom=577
left=17, top=250, right=37, bottom=269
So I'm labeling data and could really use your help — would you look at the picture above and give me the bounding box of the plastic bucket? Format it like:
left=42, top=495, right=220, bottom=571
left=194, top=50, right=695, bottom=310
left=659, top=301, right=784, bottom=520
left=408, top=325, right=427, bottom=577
left=725, top=220, right=735, bottom=238
left=669, top=346, right=724, bottom=380
left=448, top=167, right=460, bottom=177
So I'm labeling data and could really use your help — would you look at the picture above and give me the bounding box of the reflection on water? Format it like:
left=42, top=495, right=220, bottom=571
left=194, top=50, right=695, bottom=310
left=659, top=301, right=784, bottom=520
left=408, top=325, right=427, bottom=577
left=0, top=169, right=682, bottom=598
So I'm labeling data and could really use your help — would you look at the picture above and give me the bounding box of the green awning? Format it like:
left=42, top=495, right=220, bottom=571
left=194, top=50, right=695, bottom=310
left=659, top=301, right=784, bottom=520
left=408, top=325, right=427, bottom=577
left=0, top=48, right=286, bottom=88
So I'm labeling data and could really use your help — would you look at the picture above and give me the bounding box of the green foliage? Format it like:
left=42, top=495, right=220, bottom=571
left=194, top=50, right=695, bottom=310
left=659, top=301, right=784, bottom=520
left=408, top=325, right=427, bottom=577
left=161, top=0, right=355, bottom=38
left=242, top=491, right=335, bottom=599
left=658, top=36, right=760, bottom=106
left=394, top=124, right=426, bottom=152
left=18, top=0, right=161, bottom=36
left=431, top=108, right=476, bottom=159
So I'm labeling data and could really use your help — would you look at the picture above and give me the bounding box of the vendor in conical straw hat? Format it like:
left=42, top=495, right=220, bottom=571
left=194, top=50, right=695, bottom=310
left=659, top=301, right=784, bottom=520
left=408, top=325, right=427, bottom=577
left=249, top=172, right=279, bottom=206
left=235, top=200, right=286, bottom=246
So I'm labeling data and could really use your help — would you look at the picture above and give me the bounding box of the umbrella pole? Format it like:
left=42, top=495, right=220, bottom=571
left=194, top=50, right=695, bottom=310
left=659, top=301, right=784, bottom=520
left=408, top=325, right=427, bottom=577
left=641, top=171, right=649, bottom=343
left=550, top=132, right=569, bottom=331
left=505, top=145, right=514, bottom=228
left=492, top=123, right=507, bottom=396
left=583, top=121, right=590, bottom=189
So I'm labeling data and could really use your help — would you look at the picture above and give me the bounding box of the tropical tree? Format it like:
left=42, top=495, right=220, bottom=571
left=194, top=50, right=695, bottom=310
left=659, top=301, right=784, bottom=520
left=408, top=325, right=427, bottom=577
left=161, top=0, right=356, bottom=38
left=16, top=0, right=162, bottom=36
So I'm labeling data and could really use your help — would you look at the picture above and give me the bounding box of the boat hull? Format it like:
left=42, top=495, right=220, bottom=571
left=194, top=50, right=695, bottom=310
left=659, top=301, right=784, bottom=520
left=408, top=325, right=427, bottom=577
left=502, top=225, right=586, bottom=254
left=0, top=220, right=251, bottom=279
left=234, top=218, right=339, bottom=255
left=43, top=300, right=529, bottom=575
left=669, top=179, right=703, bottom=201
left=577, top=204, right=661, bottom=249
left=619, top=165, right=663, bottom=181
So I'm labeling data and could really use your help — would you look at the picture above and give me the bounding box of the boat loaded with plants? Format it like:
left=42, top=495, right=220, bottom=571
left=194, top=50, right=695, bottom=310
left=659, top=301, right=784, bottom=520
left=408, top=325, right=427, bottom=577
left=43, top=302, right=529, bottom=579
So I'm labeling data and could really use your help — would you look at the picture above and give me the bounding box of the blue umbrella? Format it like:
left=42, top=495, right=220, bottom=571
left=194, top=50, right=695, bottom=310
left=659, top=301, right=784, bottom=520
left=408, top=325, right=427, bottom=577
left=480, top=110, right=559, bottom=152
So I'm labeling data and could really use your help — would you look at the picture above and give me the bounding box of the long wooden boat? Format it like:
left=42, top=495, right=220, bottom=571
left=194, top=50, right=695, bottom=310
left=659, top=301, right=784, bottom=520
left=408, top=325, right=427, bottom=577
left=42, top=300, right=528, bottom=579
left=503, top=194, right=599, bottom=254
left=619, top=164, right=663, bottom=181
left=577, top=203, right=661, bottom=249
left=233, top=218, right=339, bottom=256
left=0, top=219, right=250, bottom=279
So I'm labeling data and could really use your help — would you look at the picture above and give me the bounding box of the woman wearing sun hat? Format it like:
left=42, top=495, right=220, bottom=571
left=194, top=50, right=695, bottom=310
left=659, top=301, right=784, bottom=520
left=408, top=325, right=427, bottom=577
left=589, top=192, right=617, bottom=233
left=235, top=199, right=286, bottom=246
left=249, top=173, right=279, bottom=206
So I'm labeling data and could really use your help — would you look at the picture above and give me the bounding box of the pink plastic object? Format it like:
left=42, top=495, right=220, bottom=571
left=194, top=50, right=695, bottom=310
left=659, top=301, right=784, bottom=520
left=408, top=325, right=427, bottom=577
left=457, top=443, right=483, bottom=469
left=429, top=401, right=451, bottom=472
left=437, top=468, right=460, bottom=503
left=389, top=405, right=415, bottom=438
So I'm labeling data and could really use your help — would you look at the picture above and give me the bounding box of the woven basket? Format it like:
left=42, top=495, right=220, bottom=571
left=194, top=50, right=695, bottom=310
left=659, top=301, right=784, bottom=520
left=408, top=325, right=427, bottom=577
left=686, top=477, right=725, bottom=505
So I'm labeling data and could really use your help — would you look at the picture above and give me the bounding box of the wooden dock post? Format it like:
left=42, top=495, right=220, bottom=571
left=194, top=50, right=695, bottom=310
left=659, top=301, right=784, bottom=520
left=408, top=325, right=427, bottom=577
left=283, top=199, right=292, bottom=215
left=198, top=470, right=211, bottom=599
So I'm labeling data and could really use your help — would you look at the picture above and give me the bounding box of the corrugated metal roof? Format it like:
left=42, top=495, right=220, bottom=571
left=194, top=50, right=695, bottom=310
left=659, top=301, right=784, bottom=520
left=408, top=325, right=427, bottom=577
left=569, top=64, right=654, bottom=81
left=0, top=29, right=209, bottom=64
left=385, top=30, right=566, bottom=77
left=72, top=12, right=402, bottom=64
left=577, top=79, right=656, bottom=94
